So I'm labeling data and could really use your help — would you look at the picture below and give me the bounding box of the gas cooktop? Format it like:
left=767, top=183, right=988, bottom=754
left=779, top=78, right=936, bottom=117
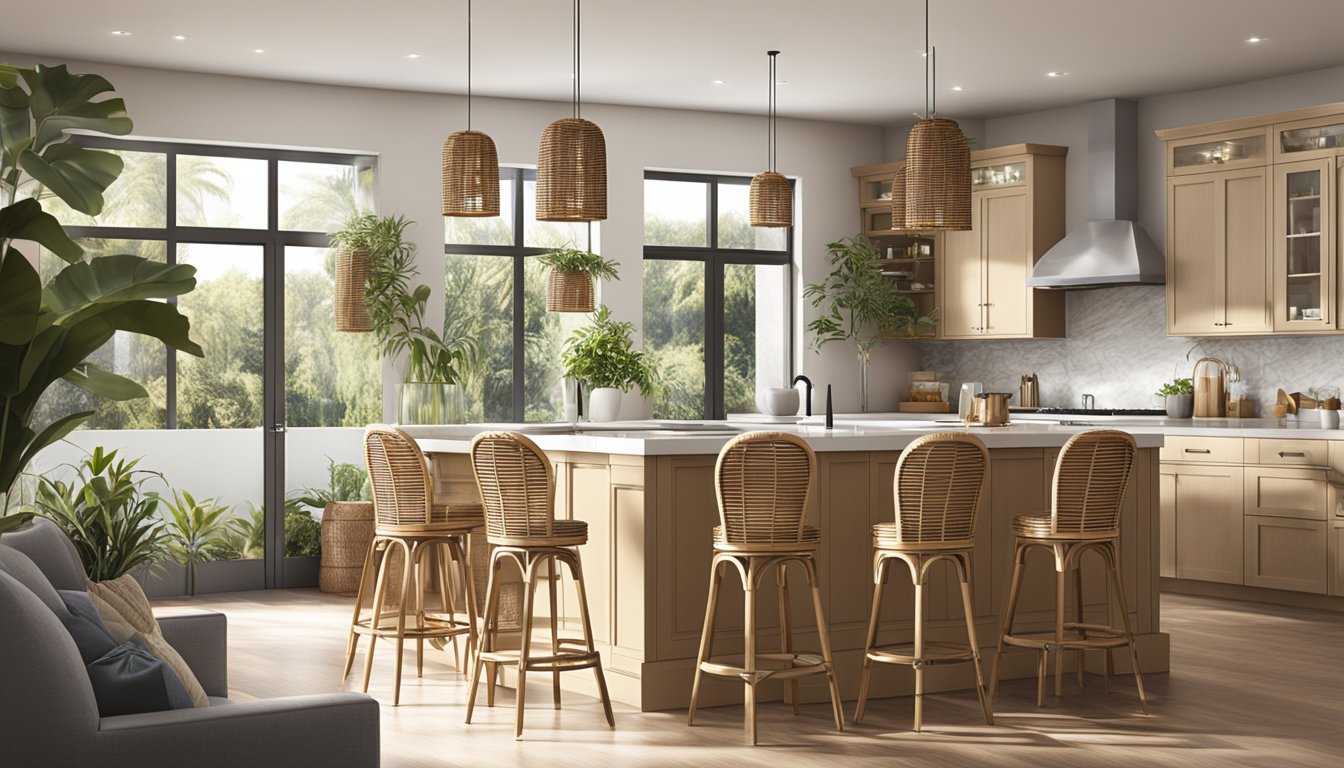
left=1031, top=408, right=1167, bottom=416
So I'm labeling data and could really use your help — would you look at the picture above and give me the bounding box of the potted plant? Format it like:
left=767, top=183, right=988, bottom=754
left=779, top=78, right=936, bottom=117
left=538, top=245, right=620, bottom=312
left=162, top=490, right=232, bottom=596
left=0, top=64, right=202, bottom=531
left=804, top=235, right=936, bottom=412
left=331, top=214, right=473, bottom=424
left=561, top=305, right=656, bottom=422
left=1157, top=378, right=1194, bottom=419
left=291, top=459, right=374, bottom=594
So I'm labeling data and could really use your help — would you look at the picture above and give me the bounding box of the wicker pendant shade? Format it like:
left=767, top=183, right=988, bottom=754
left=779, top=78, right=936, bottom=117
left=442, top=130, right=500, bottom=217
left=903, top=118, right=971, bottom=231
left=335, top=248, right=372, bottom=332
left=545, top=269, right=595, bottom=313
left=890, top=163, right=908, bottom=231
left=750, top=50, right=792, bottom=228
left=537, top=117, right=607, bottom=221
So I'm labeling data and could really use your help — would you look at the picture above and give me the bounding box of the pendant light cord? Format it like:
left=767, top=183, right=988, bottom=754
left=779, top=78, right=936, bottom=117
left=767, top=50, right=780, bottom=173
left=573, top=0, right=581, bottom=119
left=923, top=0, right=930, bottom=118
left=466, top=0, right=473, bottom=130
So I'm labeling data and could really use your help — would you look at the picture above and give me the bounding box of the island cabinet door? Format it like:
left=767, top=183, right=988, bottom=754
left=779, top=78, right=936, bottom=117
left=1169, top=463, right=1245, bottom=584
left=1160, top=470, right=1176, bottom=578
left=1244, top=515, right=1328, bottom=593
left=1331, top=520, right=1344, bottom=597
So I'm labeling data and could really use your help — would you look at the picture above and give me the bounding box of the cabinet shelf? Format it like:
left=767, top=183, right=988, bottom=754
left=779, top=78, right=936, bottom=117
left=893, top=289, right=935, bottom=294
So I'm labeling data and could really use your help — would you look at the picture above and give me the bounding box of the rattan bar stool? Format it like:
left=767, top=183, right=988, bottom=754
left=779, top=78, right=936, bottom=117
left=465, top=431, right=615, bottom=739
left=854, top=433, right=994, bottom=732
left=686, top=432, right=844, bottom=745
left=341, top=427, right=482, bottom=706
left=989, top=429, right=1149, bottom=714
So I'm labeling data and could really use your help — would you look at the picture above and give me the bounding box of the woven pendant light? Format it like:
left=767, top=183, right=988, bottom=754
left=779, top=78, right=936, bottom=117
left=537, top=0, right=607, bottom=222
left=335, top=247, right=372, bottom=332
left=750, top=50, right=792, bottom=228
left=443, top=0, right=500, bottom=217
left=889, top=163, right=908, bottom=231
left=902, top=0, right=971, bottom=232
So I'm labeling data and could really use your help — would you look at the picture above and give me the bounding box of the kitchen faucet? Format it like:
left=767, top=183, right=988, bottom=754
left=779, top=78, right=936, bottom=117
left=1081, top=393, right=1096, bottom=410
left=793, top=374, right=814, bottom=416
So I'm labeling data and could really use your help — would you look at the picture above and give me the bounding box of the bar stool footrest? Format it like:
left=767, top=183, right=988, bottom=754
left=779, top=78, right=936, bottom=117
left=1002, top=629, right=1130, bottom=651
left=867, top=641, right=977, bottom=666
left=699, top=652, right=829, bottom=683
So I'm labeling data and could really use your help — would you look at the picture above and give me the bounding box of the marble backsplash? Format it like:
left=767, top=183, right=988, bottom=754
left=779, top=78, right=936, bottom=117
left=919, top=285, right=1344, bottom=412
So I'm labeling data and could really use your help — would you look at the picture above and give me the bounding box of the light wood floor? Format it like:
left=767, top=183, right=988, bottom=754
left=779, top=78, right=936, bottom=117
left=155, top=590, right=1344, bottom=767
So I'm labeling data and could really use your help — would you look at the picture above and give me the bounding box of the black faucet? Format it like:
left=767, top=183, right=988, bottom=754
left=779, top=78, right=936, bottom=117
left=792, top=374, right=814, bottom=416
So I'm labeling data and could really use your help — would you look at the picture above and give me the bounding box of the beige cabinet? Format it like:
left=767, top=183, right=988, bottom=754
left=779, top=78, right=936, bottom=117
left=1331, top=520, right=1344, bottom=597
left=1166, top=168, right=1271, bottom=335
left=1243, top=466, right=1329, bottom=520
left=1273, top=158, right=1335, bottom=332
left=1244, top=515, right=1328, bottom=593
left=1161, top=463, right=1244, bottom=584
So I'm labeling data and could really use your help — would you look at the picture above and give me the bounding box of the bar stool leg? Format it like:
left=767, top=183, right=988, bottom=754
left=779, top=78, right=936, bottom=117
left=413, top=542, right=425, bottom=680
left=459, top=536, right=481, bottom=672
left=989, top=542, right=1027, bottom=703
left=854, top=554, right=887, bottom=723
left=1074, top=564, right=1086, bottom=690
left=548, top=555, right=562, bottom=709
left=392, top=538, right=415, bottom=706
left=465, top=552, right=501, bottom=723
left=343, top=538, right=378, bottom=681
left=803, top=556, right=844, bottom=733
left=1104, top=542, right=1149, bottom=714
left=688, top=559, right=723, bottom=726
left=515, top=553, right=541, bottom=739
left=362, top=539, right=393, bottom=694
left=777, top=562, right=798, bottom=715
left=743, top=557, right=759, bottom=746
left=437, top=542, right=459, bottom=672
left=569, top=550, right=615, bottom=728
left=913, top=567, right=926, bottom=732
left=1053, top=562, right=1067, bottom=700
left=956, top=554, right=994, bottom=726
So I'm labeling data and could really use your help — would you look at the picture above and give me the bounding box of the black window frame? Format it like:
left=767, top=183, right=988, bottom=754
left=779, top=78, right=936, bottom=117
left=642, top=170, right=794, bottom=420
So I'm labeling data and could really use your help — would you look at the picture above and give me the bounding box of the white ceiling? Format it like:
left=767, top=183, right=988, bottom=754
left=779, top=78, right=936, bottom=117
left=4, top=0, right=1344, bottom=124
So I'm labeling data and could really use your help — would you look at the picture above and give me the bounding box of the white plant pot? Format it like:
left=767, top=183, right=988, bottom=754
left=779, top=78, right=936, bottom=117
left=588, top=387, right=623, bottom=422
left=1320, top=409, right=1340, bottom=430
left=756, top=387, right=800, bottom=416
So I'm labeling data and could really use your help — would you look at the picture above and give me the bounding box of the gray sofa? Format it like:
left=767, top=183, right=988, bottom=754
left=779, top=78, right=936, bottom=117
left=0, top=519, right=380, bottom=768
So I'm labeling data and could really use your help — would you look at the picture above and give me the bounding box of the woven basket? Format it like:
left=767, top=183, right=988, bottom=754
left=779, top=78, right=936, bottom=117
left=442, top=130, right=500, bottom=217
left=319, top=501, right=375, bottom=593
left=749, top=170, right=792, bottom=227
left=890, top=163, right=908, bottom=231
left=546, top=270, right=595, bottom=313
left=904, top=118, right=972, bottom=231
left=334, top=248, right=372, bottom=332
left=536, top=117, right=607, bottom=222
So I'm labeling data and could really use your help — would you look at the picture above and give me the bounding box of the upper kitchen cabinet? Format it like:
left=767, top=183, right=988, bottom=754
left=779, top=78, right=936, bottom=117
left=1159, top=100, right=1344, bottom=337
left=939, top=144, right=1067, bottom=339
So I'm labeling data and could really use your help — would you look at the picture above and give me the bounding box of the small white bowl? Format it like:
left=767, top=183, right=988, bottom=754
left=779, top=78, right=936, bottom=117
left=757, top=387, right=801, bottom=416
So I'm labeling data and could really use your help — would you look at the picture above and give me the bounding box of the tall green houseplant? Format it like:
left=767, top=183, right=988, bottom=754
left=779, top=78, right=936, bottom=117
left=804, top=235, right=935, bottom=412
left=0, top=64, right=202, bottom=531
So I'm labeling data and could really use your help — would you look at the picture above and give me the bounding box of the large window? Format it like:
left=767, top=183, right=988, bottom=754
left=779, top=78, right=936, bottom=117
left=445, top=167, right=595, bottom=423
left=34, top=138, right=378, bottom=431
left=643, top=172, right=792, bottom=419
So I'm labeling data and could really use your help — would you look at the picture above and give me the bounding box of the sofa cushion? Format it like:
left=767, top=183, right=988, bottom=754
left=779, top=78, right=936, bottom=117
left=86, top=636, right=195, bottom=717
left=57, top=589, right=118, bottom=665
left=87, top=574, right=210, bottom=707
left=0, top=518, right=88, bottom=591
left=0, top=544, right=65, bottom=615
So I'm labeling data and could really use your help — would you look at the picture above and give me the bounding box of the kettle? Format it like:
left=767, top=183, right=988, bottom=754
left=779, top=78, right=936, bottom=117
left=965, top=392, right=1013, bottom=427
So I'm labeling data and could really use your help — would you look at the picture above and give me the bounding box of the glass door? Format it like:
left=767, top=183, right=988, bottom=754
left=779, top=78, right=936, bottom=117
left=1273, top=159, right=1334, bottom=332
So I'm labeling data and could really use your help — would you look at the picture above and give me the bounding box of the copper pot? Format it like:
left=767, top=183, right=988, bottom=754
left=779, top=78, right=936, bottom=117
left=965, top=392, right=1013, bottom=427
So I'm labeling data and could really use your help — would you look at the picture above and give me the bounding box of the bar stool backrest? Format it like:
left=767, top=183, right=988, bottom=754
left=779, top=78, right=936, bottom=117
left=892, top=432, right=989, bottom=544
left=470, top=431, right=556, bottom=540
left=1051, top=429, right=1137, bottom=535
left=364, top=427, right=435, bottom=527
left=715, top=432, right=815, bottom=547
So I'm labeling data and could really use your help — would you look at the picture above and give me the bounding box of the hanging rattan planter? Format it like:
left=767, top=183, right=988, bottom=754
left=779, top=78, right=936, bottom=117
left=749, top=171, right=792, bottom=228
left=890, top=163, right=908, bottom=231
left=537, top=117, right=607, bottom=222
left=904, top=119, right=971, bottom=231
left=442, top=130, right=500, bottom=217
left=335, top=248, right=372, bottom=332
left=546, top=270, right=595, bottom=313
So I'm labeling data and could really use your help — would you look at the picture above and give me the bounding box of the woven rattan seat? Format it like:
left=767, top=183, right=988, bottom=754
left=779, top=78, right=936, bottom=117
left=466, top=432, right=614, bottom=738
left=990, top=429, right=1149, bottom=715
left=855, top=433, right=993, bottom=732
left=688, top=432, right=844, bottom=745
left=343, top=427, right=480, bottom=706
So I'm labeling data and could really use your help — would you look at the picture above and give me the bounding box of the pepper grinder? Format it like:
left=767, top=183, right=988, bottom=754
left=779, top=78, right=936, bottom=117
left=825, top=385, right=834, bottom=430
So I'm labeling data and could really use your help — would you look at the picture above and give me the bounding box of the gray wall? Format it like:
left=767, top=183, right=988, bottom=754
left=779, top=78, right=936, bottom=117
left=909, top=62, right=1344, bottom=411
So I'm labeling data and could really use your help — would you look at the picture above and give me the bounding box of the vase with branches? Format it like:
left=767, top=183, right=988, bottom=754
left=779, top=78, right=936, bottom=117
left=803, top=235, right=936, bottom=412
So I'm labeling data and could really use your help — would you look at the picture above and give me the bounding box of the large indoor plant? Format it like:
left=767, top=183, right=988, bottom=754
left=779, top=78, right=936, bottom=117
left=538, top=245, right=619, bottom=313
left=331, top=213, right=471, bottom=424
left=0, top=63, right=202, bottom=532
left=804, top=235, right=936, bottom=412
left=561, top=305, right=656, bottom=422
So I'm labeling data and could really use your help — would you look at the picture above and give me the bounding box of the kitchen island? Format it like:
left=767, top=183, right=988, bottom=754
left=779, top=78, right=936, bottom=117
left=403, top=419, right=1169, bottom=712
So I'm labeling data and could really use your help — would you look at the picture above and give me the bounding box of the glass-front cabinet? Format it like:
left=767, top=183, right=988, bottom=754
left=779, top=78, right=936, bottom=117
left=1273, top=159, right=1334, bottom=332
left=1275, top=115, right=1344, bottom=163
left=971, top=161, right=1027, bottom=188
left=1168, top=127, right=1269, bottom=176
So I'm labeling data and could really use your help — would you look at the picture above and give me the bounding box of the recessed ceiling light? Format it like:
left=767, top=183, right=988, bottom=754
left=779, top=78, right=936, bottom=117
left=406, top=53, right=421, bottom=59
left=111, top=30, right=132, bottom=37
left=1046, top=71, right=1069, bottom=78
left=951, top=85, right=964, bottom=92
left=172, top=34, right=187, bottom=41
left=1246, top=36, right=1265, bottom=43
left=252, top=48, right=265, bottom=54
left=712, top=79, right=726, bottom=85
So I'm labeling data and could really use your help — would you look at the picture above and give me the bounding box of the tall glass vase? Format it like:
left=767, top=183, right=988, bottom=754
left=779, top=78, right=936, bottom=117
left=857, top=348, right=871, bottom=413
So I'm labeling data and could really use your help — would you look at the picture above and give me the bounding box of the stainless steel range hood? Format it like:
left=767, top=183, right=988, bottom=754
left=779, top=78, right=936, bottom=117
left=1026, top=99, right=1165, bottom=289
